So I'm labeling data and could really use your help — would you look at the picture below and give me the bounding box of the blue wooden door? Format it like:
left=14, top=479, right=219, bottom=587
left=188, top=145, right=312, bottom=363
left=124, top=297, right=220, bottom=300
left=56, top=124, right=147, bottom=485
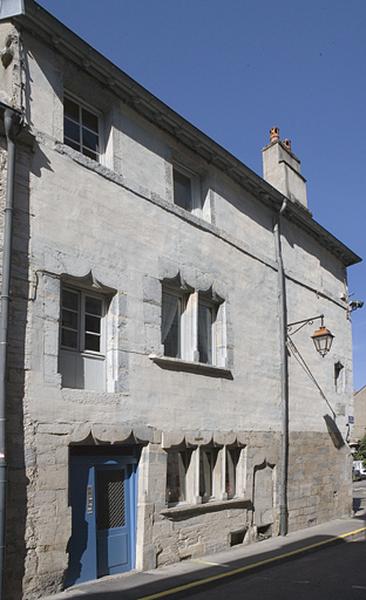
left=66, top=455, right=137, bottom=587
left=96, top=464, right=132, bottom=576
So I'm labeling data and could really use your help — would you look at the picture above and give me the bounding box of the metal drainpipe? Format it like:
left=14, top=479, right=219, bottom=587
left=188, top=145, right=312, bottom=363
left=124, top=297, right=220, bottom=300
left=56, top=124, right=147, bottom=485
left=273, top=197, right=289, bottom=536
left=0, top=107, right=21, bottom=598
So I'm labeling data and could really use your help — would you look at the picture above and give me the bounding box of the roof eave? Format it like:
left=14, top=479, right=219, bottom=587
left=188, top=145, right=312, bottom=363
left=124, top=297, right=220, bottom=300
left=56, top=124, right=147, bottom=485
left=1, top=0, right=362, bottom=268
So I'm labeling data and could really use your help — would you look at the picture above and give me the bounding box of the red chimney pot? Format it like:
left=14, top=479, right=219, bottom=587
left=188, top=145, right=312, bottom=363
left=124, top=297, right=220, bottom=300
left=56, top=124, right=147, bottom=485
left=270, top=127, right=280, bottom=144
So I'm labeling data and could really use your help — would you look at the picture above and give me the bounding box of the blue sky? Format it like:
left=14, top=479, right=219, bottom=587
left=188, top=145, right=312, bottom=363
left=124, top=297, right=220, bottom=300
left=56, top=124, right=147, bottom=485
left=37, top=0, right=365, bottom=390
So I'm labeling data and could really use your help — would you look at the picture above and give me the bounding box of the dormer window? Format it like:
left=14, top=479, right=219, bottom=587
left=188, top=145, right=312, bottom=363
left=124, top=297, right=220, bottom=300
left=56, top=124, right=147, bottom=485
left=63, top=95, right=100, bottom=162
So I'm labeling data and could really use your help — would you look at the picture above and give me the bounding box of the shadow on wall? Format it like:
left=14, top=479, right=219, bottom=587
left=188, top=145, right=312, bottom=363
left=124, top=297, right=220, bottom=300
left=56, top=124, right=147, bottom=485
left=5, top=134, right=52, bottom=599
left=65, top=466, right=89, bottom=588
left=3, top=140, right=30, bottom=599
left=323, top=414, right=345, bottom=450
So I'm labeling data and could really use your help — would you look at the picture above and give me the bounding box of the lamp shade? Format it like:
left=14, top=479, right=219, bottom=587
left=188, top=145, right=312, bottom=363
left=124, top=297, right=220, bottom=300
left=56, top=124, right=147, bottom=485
left=311, top=326, right=334, bottom=357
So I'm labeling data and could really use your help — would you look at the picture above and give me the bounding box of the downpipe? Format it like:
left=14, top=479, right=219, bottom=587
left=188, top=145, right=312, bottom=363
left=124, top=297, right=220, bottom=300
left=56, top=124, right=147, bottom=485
left=273, top=198, right=289, bottom=537
left=0, top=107, right=21, bottom=599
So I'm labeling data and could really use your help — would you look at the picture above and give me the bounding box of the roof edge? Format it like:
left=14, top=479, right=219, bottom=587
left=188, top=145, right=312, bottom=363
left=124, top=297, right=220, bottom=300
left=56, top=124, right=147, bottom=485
left=1, top=1, right=362, bottom=268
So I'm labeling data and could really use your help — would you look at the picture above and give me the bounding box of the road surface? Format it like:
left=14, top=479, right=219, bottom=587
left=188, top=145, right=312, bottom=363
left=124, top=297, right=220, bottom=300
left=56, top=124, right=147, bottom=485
left=178, top=529, right=366, bottom=599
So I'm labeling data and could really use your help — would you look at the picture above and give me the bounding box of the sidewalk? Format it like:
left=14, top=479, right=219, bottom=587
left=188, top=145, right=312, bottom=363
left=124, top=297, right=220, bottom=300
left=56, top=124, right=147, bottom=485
left=44, top=512, right=366, bottom=600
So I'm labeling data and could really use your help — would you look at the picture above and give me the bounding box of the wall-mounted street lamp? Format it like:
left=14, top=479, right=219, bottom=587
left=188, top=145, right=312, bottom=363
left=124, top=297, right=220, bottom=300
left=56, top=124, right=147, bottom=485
left=278, top=312, right=334, bottom=537
left=287, top=314, right=334, bottom=358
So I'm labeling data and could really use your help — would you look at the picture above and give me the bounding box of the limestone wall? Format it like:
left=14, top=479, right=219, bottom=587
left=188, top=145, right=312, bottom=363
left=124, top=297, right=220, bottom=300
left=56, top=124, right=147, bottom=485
left=0, top=21, right=355, bottom=600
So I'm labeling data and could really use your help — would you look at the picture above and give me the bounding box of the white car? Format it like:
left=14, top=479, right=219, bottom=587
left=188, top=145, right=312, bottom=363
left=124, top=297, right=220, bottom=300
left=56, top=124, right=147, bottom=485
left=353, top=460, right=366, bottom=479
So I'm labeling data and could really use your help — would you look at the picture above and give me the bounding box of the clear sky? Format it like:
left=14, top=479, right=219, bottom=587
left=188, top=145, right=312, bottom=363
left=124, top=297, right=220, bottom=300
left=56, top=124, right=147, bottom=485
left=37, top=0, right=365, bottom=390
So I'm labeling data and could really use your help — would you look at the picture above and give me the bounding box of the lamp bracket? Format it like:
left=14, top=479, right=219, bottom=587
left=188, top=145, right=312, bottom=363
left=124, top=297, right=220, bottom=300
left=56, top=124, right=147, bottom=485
left=287, top=314, right=324, bottom=337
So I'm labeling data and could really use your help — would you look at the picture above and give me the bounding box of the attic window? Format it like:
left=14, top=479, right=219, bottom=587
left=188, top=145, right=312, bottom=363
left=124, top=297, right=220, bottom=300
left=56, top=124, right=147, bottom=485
left=173, top=164, right=201, bottom=214
left=63, top=95, right=100, bottom=162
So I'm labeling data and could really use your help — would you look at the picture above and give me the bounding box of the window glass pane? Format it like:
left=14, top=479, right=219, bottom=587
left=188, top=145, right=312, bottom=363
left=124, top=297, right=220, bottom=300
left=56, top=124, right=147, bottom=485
left=85, top=296, right=103, bottom=316
left=64, top=118, right=80, bottom=144
left=198, top=302, right=212, bottom=364
left=173, top=168, right=192, bottom=211
left=83, top=148, right=98, bottom=161
left=82, top=128, right=99, bottom=153
left=64, top=138, right=81, bottom=153
left=61, top=328, right=78, bottom=349
left=62, top=309, right=78, bottom=330
left=85, top=314, right=101, bottom=334
left=64, top=97, right=79, bottom=121
left=85, top=333, right=100, bottom=352
left=162, top=292, right=180, bottom=358
left=82, top=108, right=99, bottom=132
left=62, top=289, right=79, bottom=311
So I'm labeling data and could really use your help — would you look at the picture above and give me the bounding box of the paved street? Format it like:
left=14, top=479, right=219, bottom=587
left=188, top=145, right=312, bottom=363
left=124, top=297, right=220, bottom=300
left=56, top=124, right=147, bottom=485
left=178, top=482, right=366, bottom=599
left=178, top=530, right=366, bottom=599
left=45, top=482, right=366, bottom=600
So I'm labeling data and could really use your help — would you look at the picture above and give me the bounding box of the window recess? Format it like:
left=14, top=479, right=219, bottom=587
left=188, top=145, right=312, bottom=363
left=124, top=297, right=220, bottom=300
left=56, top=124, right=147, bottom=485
left=199, top=446, right=219, bottom=502
left=159, top=278, right=227, bottom=370
left=173, top=164, right=201, bottom=215
left=198, top=295, right=217, bottom=365
left=225, top=447, right=241, bottom=499
left=161, top=289, right=186, bottom=359
left=165, top=448, right=193, bottom=505
left=334, top=361, right=344, bottom=394
left=164, top=443, right=246, bottom=509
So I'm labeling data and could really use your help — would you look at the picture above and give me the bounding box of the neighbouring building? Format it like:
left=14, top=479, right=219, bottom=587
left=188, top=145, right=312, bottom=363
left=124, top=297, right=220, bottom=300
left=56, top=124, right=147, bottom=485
left=0, top=1, right=361, bottom=598
left=352, top=385, right=366, bottom=443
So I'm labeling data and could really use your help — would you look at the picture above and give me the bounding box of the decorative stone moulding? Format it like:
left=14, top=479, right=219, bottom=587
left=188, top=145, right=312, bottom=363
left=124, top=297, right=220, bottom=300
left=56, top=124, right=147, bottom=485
left=161, top=430, right=247, bottom=449
left=61, top=269, right=117, bottom=295
left=254, top=457, right=276, bottom=471
left=159, top=264, right=227, bottom=301
left=0, top=33, right=16, bottom=68
left=159, top=271, right=193, bottom=293
left=70, top=424, right=161, bottom=446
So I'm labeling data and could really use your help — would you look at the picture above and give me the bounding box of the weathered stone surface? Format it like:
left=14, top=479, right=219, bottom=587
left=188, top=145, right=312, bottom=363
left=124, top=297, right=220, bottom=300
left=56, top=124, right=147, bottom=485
left=0, top=8, right=356, bottom=600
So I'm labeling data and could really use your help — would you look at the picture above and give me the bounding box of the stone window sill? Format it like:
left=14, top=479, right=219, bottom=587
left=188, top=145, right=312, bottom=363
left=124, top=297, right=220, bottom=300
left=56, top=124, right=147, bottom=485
left=161, top=497, right=251, bottom=519
left=149, top=354, right=233, bottom=379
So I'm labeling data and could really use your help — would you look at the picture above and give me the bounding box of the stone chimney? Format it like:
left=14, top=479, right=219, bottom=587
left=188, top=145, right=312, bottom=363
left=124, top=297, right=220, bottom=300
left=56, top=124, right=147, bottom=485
left=262, top=127, right=307, bottom=207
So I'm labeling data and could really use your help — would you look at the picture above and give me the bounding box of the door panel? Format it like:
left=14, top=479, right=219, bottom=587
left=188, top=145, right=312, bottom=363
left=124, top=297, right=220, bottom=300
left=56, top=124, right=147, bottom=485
left=96, top=467, right=131, bottom=576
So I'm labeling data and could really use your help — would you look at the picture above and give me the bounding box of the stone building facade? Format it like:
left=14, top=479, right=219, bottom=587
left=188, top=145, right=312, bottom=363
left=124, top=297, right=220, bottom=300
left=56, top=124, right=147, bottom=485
left=0, top=1, right=361, bottom=598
